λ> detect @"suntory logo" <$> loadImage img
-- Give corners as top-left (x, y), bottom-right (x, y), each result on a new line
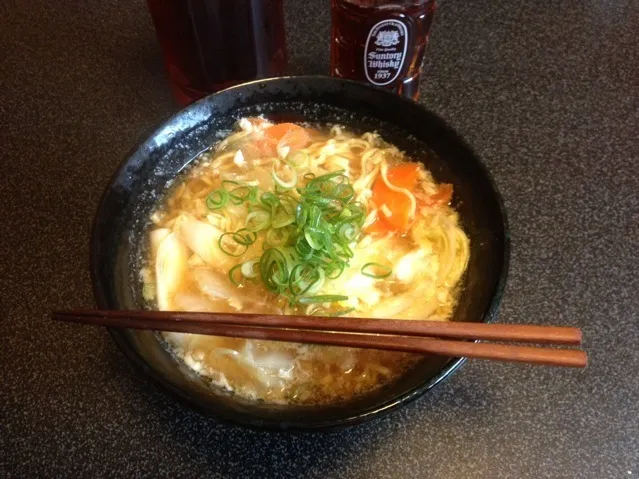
top-left (374, 30), bottom-right (400, 47)
top-left (364, 19), bottom-right (408, 86)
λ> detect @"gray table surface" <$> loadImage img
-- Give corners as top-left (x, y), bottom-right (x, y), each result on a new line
top-left (1, 0), bottom-right (637, 477)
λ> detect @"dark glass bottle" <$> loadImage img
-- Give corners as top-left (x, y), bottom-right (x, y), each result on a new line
top-left (331, 0), bottom-right (436, 100)
top-left (147, 0), bottom-right (288, 105)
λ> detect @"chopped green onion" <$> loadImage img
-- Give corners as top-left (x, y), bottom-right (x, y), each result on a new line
top-left (218, 232), bottom-right (249, 257)
top-left (361, 262), bottom-right (392, 279)
top-left (337, 223), bottom-right (358, 243)
top-left (307, 169), bottom-right (346, 186)
top-left (289, 264), bottom-right (325, 297)
top-left (297, 295), bottom-right (349, 304)
top-left (272, 163), bottom-right (298, 189)
top-left (277, 194), bottom-right (298, 215)
top-left (271, 213), bottom-right (295, 229)
top-left (325, 262), bottom-right (346, 279)
top-left (306, 269), bottom-right (326, 295)
top-left (245, 210), bottom-right (271, 232)
top-left (259, 248), bottom-right (290, 292)
top-left (229, 263), bottom-right (244, 286)
top-left (211, 159), bottom-right (367, 304)
top-left (304, 229), bottom-right (324, 250)
top-left (295, 203), bottom-right (308, 226)
top-left (229, 185), bottom-right (257, 204)
top-left (222, 180), bottom-right (241, 188)
top-left (338, 243), bottom-right (354, 258)
top-left (287, 151), bottom-right (309, 168)
top-left (260, 192), bottom-right (279, 207)
top-left (240, 259), bottom-right (259, 279)
top-left (294, 235), bottom-right (313, 259)
top-left (334, 184), bottom-right (355, 202)
top-left (206, 189), bottom-right (229, 210)
top-left (232, 229), bottom-right (257, 246)
top-left (266, 227), bottom-right (290, 246)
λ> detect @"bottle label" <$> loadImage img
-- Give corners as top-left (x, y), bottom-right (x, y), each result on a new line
top-left (364, 19), bottom-right (408, 86)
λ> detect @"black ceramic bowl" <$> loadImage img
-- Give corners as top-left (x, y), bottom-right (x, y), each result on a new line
top-left (91, 76), bottom-right (509, 430)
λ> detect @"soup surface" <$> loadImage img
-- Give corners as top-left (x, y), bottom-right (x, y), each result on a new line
top-left (142, 119), bottom-right (470, 404)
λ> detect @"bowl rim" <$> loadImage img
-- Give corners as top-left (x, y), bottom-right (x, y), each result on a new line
top-left (90, 75), bottom-right (510, 431)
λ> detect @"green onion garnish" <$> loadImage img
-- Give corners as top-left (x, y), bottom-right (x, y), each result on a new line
top-left (259, 248), bottom-right (290, 292)
top-left (271, 213), bottom-right (295, 229)
top-left (265, 227), bottom-right (290, 246)
top-left (240, 259), bottom-right (259, 279)
top-left (206, 189), bottom-right (229, 210)
top-left (287, 151), bottom-right (309, 168)
top-left (232, 229), bottom-right (257, 246)
top-left (229, 185), bottom-right (257, 204)
top-left (218, 232), bottom-right (249, 257)
top-left (228, 263), bottom-right (244, 286)
top-left (272, 163), bottom-right (298, 189)
top-left (245, 210), bottom-right (271, 232)
top-left (361, 262), bottom-right (392, 279)
top-left (297, 295), bottom-right (349, 304)
top-left (208, 161), bottom-right (373, 305)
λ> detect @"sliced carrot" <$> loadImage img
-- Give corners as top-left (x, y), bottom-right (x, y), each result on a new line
top-left (240, 141), bottom-right (269, 160)
top-left (431, 183), bottom-right (453, 205)
top-left (263, 123), bottom-right (299, 141)
top-left (249, 137), bottom-right (276, 157)
top-left (264, 123), bottom-right (311, 151)
top-left (385, 163), bottom-right (421, 190)
top-left (418, 183), bottom-right (454, 207)
top-left (374, 190), bottom-right (413, 232)
top-left (279, 128), bottom-right (311, 151)
top-left (364, 216), bottom-right (393, 235)
top-left (246, 123), bottom-right (311, 158)
top-left (367, 163), bottom-right (421, 234)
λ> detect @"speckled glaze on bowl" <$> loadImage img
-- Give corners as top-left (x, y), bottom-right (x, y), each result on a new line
top-left (90, 76), bottom-right (509, 431)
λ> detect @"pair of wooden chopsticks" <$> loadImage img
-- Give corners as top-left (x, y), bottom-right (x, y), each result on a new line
top-left (52, 310), bottom-right (587, 367)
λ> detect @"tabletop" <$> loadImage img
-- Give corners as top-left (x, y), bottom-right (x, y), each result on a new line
top-left (1, 0), bottom-right (638, 477)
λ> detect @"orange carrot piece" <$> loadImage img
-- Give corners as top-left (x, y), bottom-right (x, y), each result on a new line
top-left (260, 123), bottom-right (311, 152)
top-left (385, 163), bottom-right (421, 189)
top-left (263, 123), bottom-right (299, 141)
top-left (432, 183), bottom-right (453, 205)
top-left (368, 163), bottom-right (422, 234)
top-left (364, 216), bottom-right (393, 235)
top-left (376, 191), bottom-right (413, 231)
top-left (418, 183), bottom-right (453, 207)
top-left (279, 128), bottom-right (311, 151)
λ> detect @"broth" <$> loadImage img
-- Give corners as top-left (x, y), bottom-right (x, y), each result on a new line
top-left (142, 119), bottom-right (469, 404)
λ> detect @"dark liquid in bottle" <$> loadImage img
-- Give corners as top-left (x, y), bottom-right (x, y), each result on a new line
top-left (147, 0), bottom-right (287, 105)
top-left (331, 0), bottom-right (436, 100)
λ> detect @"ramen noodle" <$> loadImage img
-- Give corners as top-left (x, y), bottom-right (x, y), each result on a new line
top-left (141, 119), bottom-right (470, 404)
